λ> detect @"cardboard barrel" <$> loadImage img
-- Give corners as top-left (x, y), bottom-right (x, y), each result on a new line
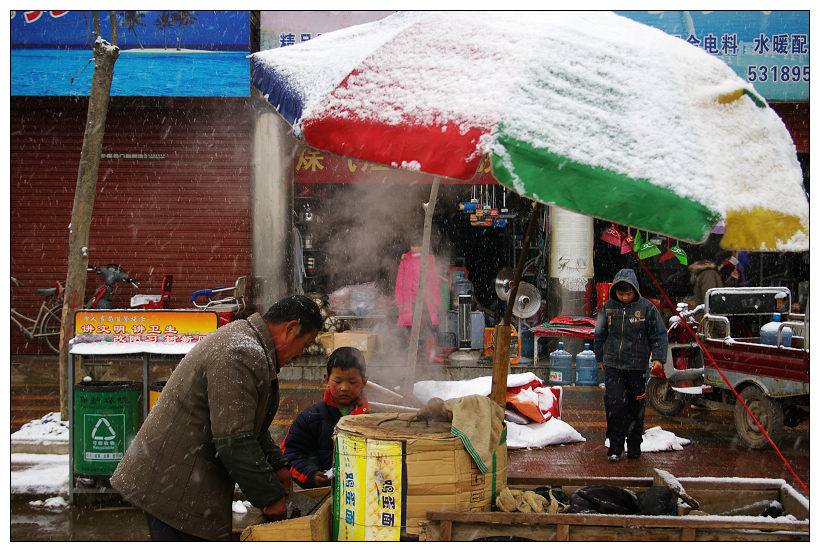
top-left (73, 381), bottom-right (141, 476)
top-left (332, 413), bottom-right (507, 540)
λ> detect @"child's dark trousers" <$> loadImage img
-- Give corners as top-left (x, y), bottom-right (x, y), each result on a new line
top-left (604, 367), bottom-right (647, 453)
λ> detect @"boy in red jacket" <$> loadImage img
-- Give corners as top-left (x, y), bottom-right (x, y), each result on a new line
top-left (282, 347), bottom-right (370, 488)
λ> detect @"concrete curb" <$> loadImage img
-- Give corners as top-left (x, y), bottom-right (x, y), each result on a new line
top-left (11, 441), bottom-right (69, 454)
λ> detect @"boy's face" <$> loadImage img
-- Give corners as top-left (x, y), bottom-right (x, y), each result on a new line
top-left (615, 288), bottom-right (635, 305)
top-left (324, 366), bottom-right (366, 407)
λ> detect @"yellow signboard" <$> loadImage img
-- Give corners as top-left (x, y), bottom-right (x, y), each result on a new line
top-left (334, 433), bottom-right (403, 541)
top-left (74, 309), bottom-right (219, 344)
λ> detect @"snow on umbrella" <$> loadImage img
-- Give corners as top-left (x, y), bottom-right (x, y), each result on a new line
top-left (251, 11), bottom-right (808, 252)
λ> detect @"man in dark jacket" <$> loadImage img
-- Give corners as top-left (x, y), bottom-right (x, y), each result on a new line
top-left (594, 269), bottom-right (667, 462)
top-left (111, 295), bottom-right (322, 541)
top-left (282, 346), bottom-right (370, 488)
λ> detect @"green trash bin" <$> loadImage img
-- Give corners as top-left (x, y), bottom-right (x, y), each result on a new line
top-left (73, 381), bottom-right (142, 476)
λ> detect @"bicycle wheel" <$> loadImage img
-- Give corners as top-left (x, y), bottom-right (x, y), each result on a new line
top-left (41, 306), bottom-right (63, 354)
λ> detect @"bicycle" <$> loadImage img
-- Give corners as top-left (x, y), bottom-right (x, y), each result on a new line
top-left (10, 276), bottom-right (64, 353)
top-left (11, 264), bottom-right (140, 353)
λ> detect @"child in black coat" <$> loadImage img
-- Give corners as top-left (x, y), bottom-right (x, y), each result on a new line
top-left (282, 347), bottom-right (370, 488)
top-left (594, 268), bottom-right (668, 462)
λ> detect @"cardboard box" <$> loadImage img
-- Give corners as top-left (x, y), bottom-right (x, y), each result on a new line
top-left (333, 413), bottom-right (508, 539)
top-left (319, 330), bottom-right (379, 361)
top-left (240, 487), bottom-right (332, 541)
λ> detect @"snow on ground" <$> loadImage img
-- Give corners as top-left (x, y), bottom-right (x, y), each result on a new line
top-left (11, 453), bottom-right (69, 497)
top-left (28, 496), bottom-right (69, 509)
top-left (11, 412), bottom-right (68, 445)
top-left (605, 425), bottom-right (691, 452)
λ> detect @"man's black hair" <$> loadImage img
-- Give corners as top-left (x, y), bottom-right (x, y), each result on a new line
top-left (262, 295), bottom-right (322, 336)
top-left (326, 346), bottom-right (367, 378)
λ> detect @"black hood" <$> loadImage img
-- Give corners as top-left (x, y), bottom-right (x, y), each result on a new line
top-left (610, 268), bottom-right (641, 300)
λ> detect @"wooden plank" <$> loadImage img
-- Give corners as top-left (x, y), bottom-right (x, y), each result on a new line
top-left (417, 520), bottom-right (440, 541)
top-left (433, 520), bottom-right (807, 542)
top-left (688, 489), bottom-right (778, 514)
top-left (556, 524), bottom-right (569, 541)
top-left (508, 475), bottom-right (652, 489)
top-left (426, 511), bottom-right (809, 533)
top-left (424, 518), bottom-right (808, 542)
top-left (779, 483), bottom-right (810, 520)
top-left (681, 527), bottom-right (696, 541)
top-left (440, 520), bottom-right (452, 542)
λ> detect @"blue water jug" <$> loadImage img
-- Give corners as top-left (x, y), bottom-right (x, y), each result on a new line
top-left (575, 343), bottom-right (598, 386)
top-left (549, 342), bottom-right (573, 385)
top-left (760, 312), bottom-right (792, 347)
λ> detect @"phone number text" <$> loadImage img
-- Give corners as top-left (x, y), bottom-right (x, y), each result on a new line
top-left (746, 65), bottom-right (809, 83)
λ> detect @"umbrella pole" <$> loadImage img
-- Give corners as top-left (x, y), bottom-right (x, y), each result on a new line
top-left (402, 176), bottom-right (440, 398)
top-left (491, 202), bottom-right (542, 406)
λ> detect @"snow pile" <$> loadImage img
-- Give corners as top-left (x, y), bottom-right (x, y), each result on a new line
top-left (68, 340), bottom-right (196, 356)
top-left (11, 453), bottom-right (69, 496)
top-left (605, 426), bottom-right (691, 452)
top-left (413, 372), bottom-right (543, 402)
top-left (11, 412), bottom-right (69, 445)
top-left (232, 500), bottom-right (252, 514)
top-left (506, 418), bottom-right (586, 449)
top-left (29, 496), bottom-right (69, 509)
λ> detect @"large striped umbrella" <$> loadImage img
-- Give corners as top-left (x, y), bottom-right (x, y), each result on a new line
top-left (251, 10), bottom-right (808, 252)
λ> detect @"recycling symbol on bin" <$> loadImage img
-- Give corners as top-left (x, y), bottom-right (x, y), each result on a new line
top-left (91, 417), bottom-right (117, 441)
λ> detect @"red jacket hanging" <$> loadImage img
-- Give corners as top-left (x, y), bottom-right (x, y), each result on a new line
top-left (395, 250), bottom-right (440, 326)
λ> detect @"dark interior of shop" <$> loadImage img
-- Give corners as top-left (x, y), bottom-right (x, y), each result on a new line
top-left (294, 175), bottom-right (809, 340)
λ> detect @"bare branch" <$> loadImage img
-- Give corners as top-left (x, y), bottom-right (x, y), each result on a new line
top-left (110, 11), bottom-right (117, 45)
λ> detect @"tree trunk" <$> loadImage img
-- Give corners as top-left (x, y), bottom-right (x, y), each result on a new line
top-left (490, 202), bottom-right (542, 406)
top-left (58, 22), bottom-right (119, 420)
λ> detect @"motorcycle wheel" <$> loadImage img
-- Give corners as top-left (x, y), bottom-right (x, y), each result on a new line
top-left (646, 377), bottom-right (685, 416)
top-left (734, 386), bottom-right (784, 449)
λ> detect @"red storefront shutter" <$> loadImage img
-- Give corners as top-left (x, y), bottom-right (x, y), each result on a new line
top-left (10, 97), bottom-right (253, 354)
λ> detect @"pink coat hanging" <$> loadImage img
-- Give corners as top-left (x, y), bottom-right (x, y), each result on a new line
top-left (395, 251), bottom-right (440, 326)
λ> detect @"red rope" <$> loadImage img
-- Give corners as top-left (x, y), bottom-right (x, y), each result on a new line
top-left (631, 252), bottom-right (809, 496)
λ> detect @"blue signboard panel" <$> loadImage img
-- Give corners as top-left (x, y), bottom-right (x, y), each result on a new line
top-left (618, 10), bottom-right (809, 101)
top-left (10, 10), bottom-right (250, 97)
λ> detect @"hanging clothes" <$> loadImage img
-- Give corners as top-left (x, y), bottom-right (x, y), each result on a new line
top-left (394, 249), bottom-right (440, 327)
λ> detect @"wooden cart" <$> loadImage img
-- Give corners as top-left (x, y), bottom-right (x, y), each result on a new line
top-left (419, 474), bottom-right (809, 542)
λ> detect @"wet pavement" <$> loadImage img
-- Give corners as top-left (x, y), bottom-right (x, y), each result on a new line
top-left (10, 354), bottom-right (810, 541)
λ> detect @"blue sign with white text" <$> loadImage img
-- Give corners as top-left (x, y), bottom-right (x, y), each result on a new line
top-left (618, 10), bottom-right (809, 101)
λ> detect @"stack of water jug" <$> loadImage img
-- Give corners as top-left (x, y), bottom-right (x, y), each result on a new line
top-left (549, 342), bottom-right (598, 386)
top-left (760, 312), bottom-right (792, 347)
